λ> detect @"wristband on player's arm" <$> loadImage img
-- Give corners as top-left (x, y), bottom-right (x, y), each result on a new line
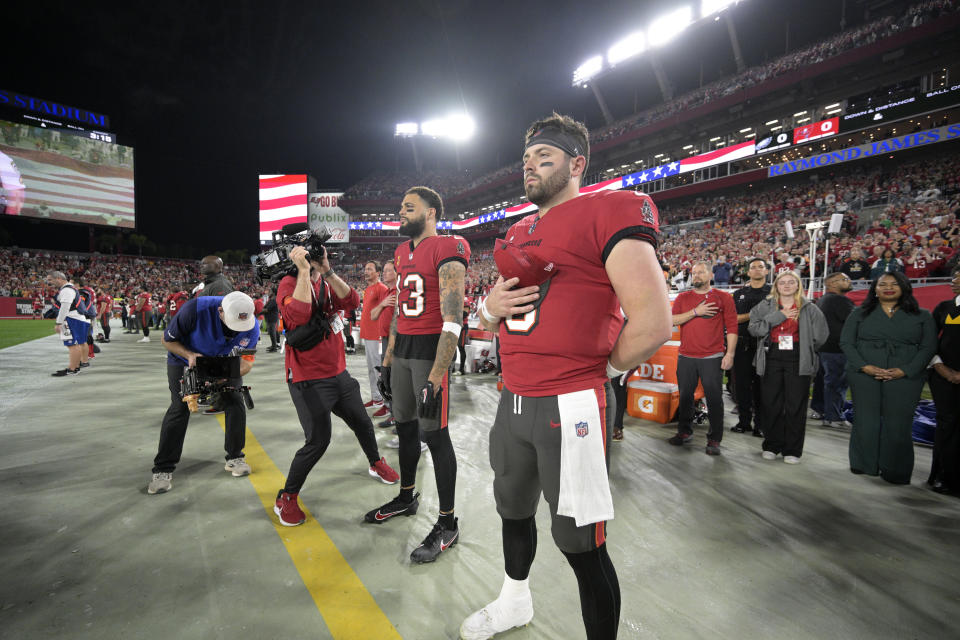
top-left (442, 322), bottom-right (462, 338)
top-left (606, 360), bottom-right (628, 379)
top-left (479, 299), bottom-right (498, 324)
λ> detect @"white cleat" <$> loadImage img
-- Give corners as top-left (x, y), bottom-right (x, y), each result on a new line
top-left (460, 594), bottom-right (534, 640)
top-left (138, 336), bottom-right (151, 343)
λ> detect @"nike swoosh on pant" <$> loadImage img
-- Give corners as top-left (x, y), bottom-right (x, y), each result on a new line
top-left (550, 421), bottom-right (561, 428)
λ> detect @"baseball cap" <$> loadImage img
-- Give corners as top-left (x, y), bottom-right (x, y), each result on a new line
top-left (494, 238), bottom-right (556, 288)
top-left (494, 239), bottom-right (557, 309)
top-left (220, 291), bottom-right (256, 332)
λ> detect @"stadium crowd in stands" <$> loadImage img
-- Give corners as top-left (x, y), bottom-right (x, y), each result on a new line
top-left (590, 0), bottom-right (957, 145)
top-left (658, 150), bottom-right (960, 287)
top-left (341, 0), bottom-right (959, 204)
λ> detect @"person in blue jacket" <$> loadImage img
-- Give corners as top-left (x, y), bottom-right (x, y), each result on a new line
top-left (147, 291), bottom-right (260, 494)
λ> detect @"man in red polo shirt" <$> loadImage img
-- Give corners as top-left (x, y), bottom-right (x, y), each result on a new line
top-left (359, 261), bottom-right (391, 417)
top-left (272, 246), bottom-right (398, 527)
top-left (375, 260), bottom-right (398, 429)
top-left (669, 261), bottom-right (738, 455)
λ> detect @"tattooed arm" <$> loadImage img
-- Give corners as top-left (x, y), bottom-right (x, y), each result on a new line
top-left (382, 311), bottom-right (398, 367)
top-left (428, 260), bottom-right (467, 389)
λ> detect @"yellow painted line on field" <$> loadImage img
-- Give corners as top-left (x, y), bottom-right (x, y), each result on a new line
top-left (218, 416), bottom-right (402, 639)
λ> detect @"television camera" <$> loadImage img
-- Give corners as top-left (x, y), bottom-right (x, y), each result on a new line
top-left (252, 222), bottom-right (336, 284)
top-left (180, 351), bottom-right (254, 413)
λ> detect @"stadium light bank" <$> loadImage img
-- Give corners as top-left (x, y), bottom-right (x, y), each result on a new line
top-left (570, 0), bottom-right (743, 87)
top-left (394, 113), bottom-right (476, 141)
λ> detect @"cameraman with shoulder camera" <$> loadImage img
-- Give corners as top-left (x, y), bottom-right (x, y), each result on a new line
top-left (272, 245), bottom-right (398, 527)
top-left (147, 291), bottom-right (260, 495)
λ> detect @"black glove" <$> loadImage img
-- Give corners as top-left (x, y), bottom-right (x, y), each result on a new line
top-left (417, 380), bottom-right (442, 420)
top-left (375, 365), bottom-right (392, 403)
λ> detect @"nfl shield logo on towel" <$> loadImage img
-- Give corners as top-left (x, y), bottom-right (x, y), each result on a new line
top-left (575, 421), bottom-right (589, 438)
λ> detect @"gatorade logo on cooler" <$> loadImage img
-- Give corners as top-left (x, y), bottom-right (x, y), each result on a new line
top-left (639, 396), bottom-right (655, 413)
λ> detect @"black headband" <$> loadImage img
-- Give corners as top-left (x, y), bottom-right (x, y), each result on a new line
top-left (524, 126), bottom-right (585, 158)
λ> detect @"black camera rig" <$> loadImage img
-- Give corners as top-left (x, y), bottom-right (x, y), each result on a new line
top-left (252, 222), bottom-right (333, 284)
top-left (179, 352), bottom-right (254, 412)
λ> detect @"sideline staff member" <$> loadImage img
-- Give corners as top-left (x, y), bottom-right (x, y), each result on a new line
top-left (147, 291), bottom-right (260, 495)
top-left (46, 270), bottom-right (92, 376)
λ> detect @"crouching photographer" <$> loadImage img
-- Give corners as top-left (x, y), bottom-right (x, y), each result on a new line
top-left (272, 245), bottom-right (398, 527)
top-left (147, 291), bottom-right (260, 495)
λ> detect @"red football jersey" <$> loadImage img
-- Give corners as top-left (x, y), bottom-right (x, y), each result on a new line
top-left (393, 235), bottom-right (471, 335)
top-left (498, 190), bottom-right (659, 397)
top-left (137, 292), bottom-right (153, 312)
top-left (167, 291), bottom-right (189, 315)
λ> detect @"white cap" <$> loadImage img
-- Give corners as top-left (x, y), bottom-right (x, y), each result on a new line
top-left (220, 291), bottom-right (256, 332)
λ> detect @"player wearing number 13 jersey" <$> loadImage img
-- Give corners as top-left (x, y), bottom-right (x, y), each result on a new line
top-left (365, 185), bottom-right (470, 565)
top-left (460, 114), bottom-right (672, 640)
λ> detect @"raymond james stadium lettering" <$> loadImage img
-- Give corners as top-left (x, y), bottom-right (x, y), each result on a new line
top-left (0, 90), bottom-right (109, 128)
top-left (768, 125), bottom-right (960, 177)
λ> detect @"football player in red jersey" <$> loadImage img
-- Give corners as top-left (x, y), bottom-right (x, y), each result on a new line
top-left (460, 114), bottom-right (672, 640)
top-left (364, 185), bottom-right (470, 565)
top-left (136, 288), bottom-right (153, 343)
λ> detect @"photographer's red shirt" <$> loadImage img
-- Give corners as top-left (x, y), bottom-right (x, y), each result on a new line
top-left (278, 274), bottom-right (360, 383)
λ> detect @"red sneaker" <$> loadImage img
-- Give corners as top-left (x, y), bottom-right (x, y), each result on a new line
top-left (368, 457), bottom-right (399, 484)
top-left (274, 491), bottom-right (305, 526)
top-left (372, 406), bottom-right (390, 418)
top-left (364, 399), bottom-right (383, 409)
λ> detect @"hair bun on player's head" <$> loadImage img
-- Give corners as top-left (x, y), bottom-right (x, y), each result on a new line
top-left (494, 239), bottom-right (557, 289)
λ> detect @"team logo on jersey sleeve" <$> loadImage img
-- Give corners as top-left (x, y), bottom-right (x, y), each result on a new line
top-left (640, 198), bottom-right (656, 226)
top-left (575, 421), bottom-right (589, 438)
top-left (457, 241), bottom-right (465, 255)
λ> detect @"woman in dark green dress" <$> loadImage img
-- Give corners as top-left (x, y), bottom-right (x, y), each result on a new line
top-left (840, 272), bottom-right (937, 484)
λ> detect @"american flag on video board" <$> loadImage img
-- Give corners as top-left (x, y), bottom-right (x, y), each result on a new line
top-left (258, 174), bottom-right (308, 242)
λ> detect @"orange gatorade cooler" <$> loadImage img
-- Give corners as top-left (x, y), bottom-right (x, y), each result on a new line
top-left (627, 380), bottom-right (679, 423)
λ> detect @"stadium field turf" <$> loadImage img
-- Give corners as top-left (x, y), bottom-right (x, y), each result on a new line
top-left (0, 319), bottom-right (56, 350)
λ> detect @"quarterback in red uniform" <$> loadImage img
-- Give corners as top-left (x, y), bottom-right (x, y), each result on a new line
top-left (460, 114), bottom-right (671, 640)
top-left (366, 185), bottom-right (470, 565)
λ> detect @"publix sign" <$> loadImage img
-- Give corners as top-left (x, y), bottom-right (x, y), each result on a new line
top-left (308, 192), bottom-right (349, 243)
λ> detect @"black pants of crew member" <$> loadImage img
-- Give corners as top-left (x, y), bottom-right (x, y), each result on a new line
top-left (929, 370), bottom-right (960, 491)
top-left (283, 371), bottom-right (381, 494)
top-left (733, 340), bottom-right (762, 431)
top-left (266, 319), bottom-right (279, 349)
top-left (677, 355), bottom-right (724, 442)
top-left (100, 314), bottom-right (111, 340)
top-left (610, 375), bottom-right (627, 430)
top-left (760, 347), bottom-right (809, 457)
top-left (153, 364), bottom-right (246, 473)
top-left (380, 337), bottom-right (392, 412)
top-left (457, 323), bottom-right (468, 373)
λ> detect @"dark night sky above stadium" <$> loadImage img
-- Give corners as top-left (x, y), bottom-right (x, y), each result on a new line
top-left (6, 0), bottom-right (865, 254)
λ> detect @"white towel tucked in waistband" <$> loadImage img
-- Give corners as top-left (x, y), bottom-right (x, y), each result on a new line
top-left (556, 388), bottom-right (614, 527)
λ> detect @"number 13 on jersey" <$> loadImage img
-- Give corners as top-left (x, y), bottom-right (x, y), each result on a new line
top-left (400, 273), bottom-right (425, 317)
